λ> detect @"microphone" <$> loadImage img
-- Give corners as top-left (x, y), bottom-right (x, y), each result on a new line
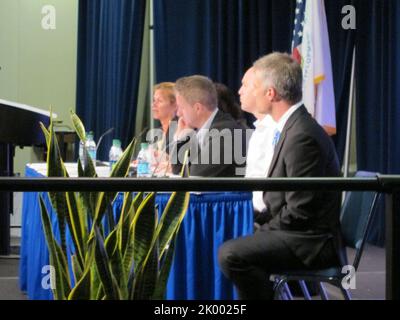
top-left (96, 127), bottom-right (115, 151)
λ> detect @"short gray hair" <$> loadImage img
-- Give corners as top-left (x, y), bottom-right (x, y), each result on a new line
top-left (253, 52), bottom-right (302, 104)
top-left (174, 75), bottom-right (217, 111)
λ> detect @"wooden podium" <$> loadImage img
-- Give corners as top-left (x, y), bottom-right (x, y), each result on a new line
top-left (0, 99), bottom-right (53, 255)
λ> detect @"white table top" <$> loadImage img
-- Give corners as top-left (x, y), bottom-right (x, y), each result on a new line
top-left (27, 162), bottom-right (111, 177)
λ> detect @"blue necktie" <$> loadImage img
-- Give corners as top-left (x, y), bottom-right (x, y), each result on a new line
top-left (272, 129), bottom-right (281, 147)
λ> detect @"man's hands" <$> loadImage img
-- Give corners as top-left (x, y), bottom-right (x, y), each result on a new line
top-left (174, 117), bottom-right (192, 141)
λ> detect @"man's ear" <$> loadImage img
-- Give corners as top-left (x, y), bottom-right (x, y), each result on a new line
top-left (266, 87), bottom-right (278, 102)
top-left (194, 102), bottom-right (203, 114)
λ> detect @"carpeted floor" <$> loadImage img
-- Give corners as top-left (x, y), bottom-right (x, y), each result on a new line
top-left (0, 257), bottom-right (27, 300)
top-left (0, 243), bottom-right (385, 300)
top-left (324, 245), bottom-right (385, 300)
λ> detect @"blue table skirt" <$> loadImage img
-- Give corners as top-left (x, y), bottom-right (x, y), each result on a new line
top-left (19, 165), bottom-right (254, 300)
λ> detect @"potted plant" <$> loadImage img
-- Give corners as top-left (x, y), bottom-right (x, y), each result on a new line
top-left (38, 111), bottom-right (190, 299)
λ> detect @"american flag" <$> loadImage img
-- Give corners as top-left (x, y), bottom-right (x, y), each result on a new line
top-left (292, 0), bottom-right (306, 64)
top-left (291, 0), bottom-right (337, 135)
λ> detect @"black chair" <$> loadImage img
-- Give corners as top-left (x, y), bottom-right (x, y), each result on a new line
top-left (271, 171), bottom-right (381, 300)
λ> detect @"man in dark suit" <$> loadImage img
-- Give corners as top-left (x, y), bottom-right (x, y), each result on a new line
top-left (170, 75), bottom-right (248, 177)
top-left (218, 53), bottom-right (343, 299)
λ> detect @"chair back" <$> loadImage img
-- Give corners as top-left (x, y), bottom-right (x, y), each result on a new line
top-left (340, 171), bottom-right (380, 270)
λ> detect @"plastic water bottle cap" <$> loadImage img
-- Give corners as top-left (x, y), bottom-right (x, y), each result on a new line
top-left (113, 139), bottom-right (121, 147)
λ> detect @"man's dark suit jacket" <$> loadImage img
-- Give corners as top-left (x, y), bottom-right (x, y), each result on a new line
top-left (171, 110), bottom-right (248, 177)
top-left (262, 105), bottom-right (342, 267)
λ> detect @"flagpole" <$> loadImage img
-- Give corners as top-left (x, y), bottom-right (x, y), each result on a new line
top-left (343, 47), bottom-right (356, 178)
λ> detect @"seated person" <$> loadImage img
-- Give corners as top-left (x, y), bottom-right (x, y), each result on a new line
top-left (170, 75), bottom-right (248, 177)
top-left (238, 67), bottom-right (275, 225)
top-left (149, 82), bottom-right (178, 175)
top-left (215, 82), bottom-right (247, 127)
top-left (218, 52), bottom-right (343, 299)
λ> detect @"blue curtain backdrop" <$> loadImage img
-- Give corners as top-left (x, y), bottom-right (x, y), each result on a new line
top-left (325, 0), bottom-right (356, 165)
top-left (354, 0), bottom-right (400, 246)
top-left (356, 1), bottom-right (400, 175)
top-left (76, 0), bottom-right (146, 160)
top-left (154, 0), bottom-right (295, 102)
top-left (154, 0), bottom-right (356, 164)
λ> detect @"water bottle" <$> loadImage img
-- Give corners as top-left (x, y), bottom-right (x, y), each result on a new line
top-left (109, 139), bottom-right (123, 172)
top-left (78, 139), bottom-right (85, 167)
top-left (137, 142), bottom-right (151, 177)
top-left (78, 131), bottom-right (89, 167)
top-left (86, 132), bottom-right (97, 166)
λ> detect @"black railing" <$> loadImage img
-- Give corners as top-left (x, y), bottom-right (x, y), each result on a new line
top-left (0, 176), bottom-right (399, 300)
top-left (0, 176), bottom-right (383, 192)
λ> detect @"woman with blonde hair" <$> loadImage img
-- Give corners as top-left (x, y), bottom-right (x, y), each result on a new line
top-left (150, 82), bottom-right (178, 175)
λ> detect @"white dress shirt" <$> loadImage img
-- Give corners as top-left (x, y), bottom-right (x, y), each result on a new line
top-left (246, 102), bottom-right (303, 212)
top-left (245, 114), bottom-right (275, 212)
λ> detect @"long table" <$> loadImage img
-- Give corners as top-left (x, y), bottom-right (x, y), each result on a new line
top-left (19, 163), bottom-right (254, 300)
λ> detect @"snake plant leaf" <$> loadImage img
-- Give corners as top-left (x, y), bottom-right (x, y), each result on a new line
top-left (77, 158), bottom-right (84, 177)
top-left (66, 192), bottom-right (87, 268)
top-left (131, 243), bottom-right (158, 300)
top-left (68, 261), bottom-right (91, 300)
top-left (152, 230), bottom-right (178, 299)
top-left (54, 240), bottom-right (71, 286)
top-left (117, 192), bottom-right (134, 254)
top-left (125, 193), bottom-right (157, 299)
top-left (70, 110), bottom-right (86, 143)
top-left (151, 152), bottom-right (190, 261)
top-left (90, 264), bottom-right (101, 300)
top-left (156, 191), bottom-right (190, 258)
top-left (82, 146), bottom-right (97, 177)
top-left (121, 192), bottom-right (145, 276)
top-left (46, 118), bottom-right (69, 256)
top-left (71, 254), bottom-right (83, 285)
top-left (77, 158), bottom-right (96, 221)
top-left (106, 205), bottom-right (116, 231)
top-left (109, 139), bottom-right (136, 178)
top-left (67, 265), bottom-right (91, 300)
top-left (131, 192), bottom-right (156, 272)
top-left (94, 226), bottom-right (120, 300)
top-left (39, 196), bottom-right (71, 300)
top-left (39, 122), bottom-right (50, 146)
top-left (70, 110), bottom-right (97, 178)
top-left (95, 284), bottom-right (104, 300)
top-left (126, 261), bottom-right (136, 298)
top-left (118, 192), bottom-right (143, 257)
top-left (75, 129), bottom-right (98, 217)
top-left (104, 229), bottom-right (118, 260)
top-left (105, 229), bottom-right (128, 299)
top-left (76, 144), bottom-right (99, 233)
top-left (133, 191), bottom-right (189, 299)
top-left (91, 138), bottom-right (136, 232)
top-left (68, 240), bottom-right (95, 300)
